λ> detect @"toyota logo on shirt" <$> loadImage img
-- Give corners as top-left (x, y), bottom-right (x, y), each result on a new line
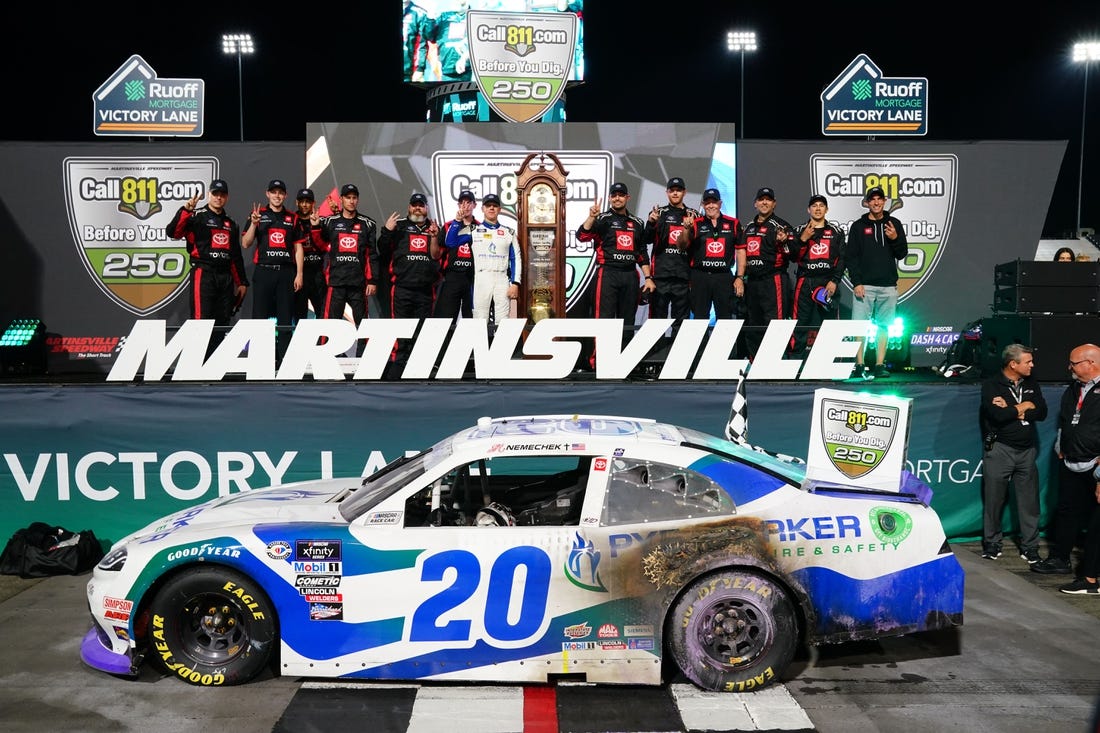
top-left (338, 234), bottom-right (357, 252)
top-left (269, 230), bottom-right (286, 247)
top-left (707, 239), bottom-right (726, 256)
top-left (809, 241), bottom-right (829, 258)
top-left (211, 230), bottom-right (230, 249)
top-left (615, 232), bottom-right (634, 250)
top-left (410, 234), bottom-right (428, 252)
top-left (746, 237), bottom-right (761, 255)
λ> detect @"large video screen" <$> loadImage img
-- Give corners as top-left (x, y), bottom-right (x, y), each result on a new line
top-left (403, 1), bottom-right (584, 84)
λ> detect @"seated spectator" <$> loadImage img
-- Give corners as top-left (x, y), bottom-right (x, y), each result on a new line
top-left (1053, 247), bottom-right (1075, 262)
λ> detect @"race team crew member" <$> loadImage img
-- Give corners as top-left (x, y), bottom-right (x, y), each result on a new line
top-left (741, 186), bottom-right (795, 357)
top-left (643, 177), bottom-right (697, 321)
top-left (379, 192), bottom-right (441, 370)
top-left (679, 187), bottom-right (742, 321)
top-left (789, 194), bottom-right (845, 358)
top-left (433, 190), bottom-right (477, 319)
top-left (242, 179), bottom-right (304, 366)
top-left (293, 188), bottom-right (327, 321)
top-left (443, 192), bottom-right (521, 323)
top-left (576, 182), bottom-right (653, 369)
top-left (314, 183), bottom-right (379, 327)
top-left (166, 178), bottom-right (248, 355)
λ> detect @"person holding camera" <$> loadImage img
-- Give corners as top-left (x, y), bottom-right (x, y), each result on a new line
top-left (979, 344), bottom-right (1047, 563)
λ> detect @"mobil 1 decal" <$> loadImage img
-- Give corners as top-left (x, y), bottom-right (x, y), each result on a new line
top-left (809, 154), bottom-right (957, 300)
top-left (432, 150), bottom-right (612, 308)
top-left (63, 157), bottom-right (218, 315)
top-left (819, 395), bottom-right (898, 479)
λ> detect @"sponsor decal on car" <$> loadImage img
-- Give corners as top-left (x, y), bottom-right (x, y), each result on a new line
top-left (368, 511), bottom-right (402, 525)
top-left (266, 541), bottom-right (292, 560)
top-left (624, 625), bottom-right (653, 637)
top-left (296, 540), bottom-right (341, 561)
top-left (563, 622), bottom-right (591, 639)
top-left (309, 603), bottom-right (344, 621)
top-left (292, 561), bottom-right (342, 575)
top-left (566, 532), bottom-right (606, 592)
top-left (597, 623), bottom-right (619, 638)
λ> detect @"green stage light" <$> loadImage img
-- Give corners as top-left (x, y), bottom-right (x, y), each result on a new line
top-left (0, 319), bottom-right (47, 376)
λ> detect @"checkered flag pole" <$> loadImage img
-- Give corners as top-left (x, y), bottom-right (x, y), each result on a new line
top-left (725, 368), bottom-right (749, 445)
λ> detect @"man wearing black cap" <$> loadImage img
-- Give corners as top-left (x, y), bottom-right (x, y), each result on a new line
top-left (845, 186), bottom-right (908, 380)
top-left (576, 182), bottom-right (654, 369)
top-left (379, 192), bottom-right (441, 370)
top-left (166, 178), bottom-right (249, 357)
top-left (434, 190), bottom-right (477, 320)
top-left (678, 188), bottom-right (742, 323)
top-left (741, 187), bottom-right (795, 359)
top-left (643, 177), bottom-right (698, 321)
top-left (789, 194), bottom-right (845, 360)
top-left (242, 179), bottom-right (304, 367)
top-left (314, 183), bottom-right (380, 346)
top-left (293, 189), bottom-right (327, 323)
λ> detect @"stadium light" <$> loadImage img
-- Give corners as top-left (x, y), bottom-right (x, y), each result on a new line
top-left (1073, 42), bottom-right (1100, 235)
top-left (222, 33), bottom-right (255, 142)
top-left (726, 31), bottom-right (757, 139)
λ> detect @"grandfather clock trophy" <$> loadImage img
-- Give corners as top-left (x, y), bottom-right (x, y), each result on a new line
top-left (515, 152), bottom-right (568, 323)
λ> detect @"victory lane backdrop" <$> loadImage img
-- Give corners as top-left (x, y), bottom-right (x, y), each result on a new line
top-left (0, 382), bottom-right (1060, 549)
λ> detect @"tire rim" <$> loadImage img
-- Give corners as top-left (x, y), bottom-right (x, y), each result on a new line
top-left (178, 593), bottom-right (250, 665)
top-left (695, 595), bottom-right (773, 668)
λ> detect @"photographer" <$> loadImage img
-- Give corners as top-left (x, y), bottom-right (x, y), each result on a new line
top-left (979, 344), bottom-right (1047, 563)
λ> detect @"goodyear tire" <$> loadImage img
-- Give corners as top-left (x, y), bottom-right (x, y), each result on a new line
top-left (147, 566), bottom-right (276, 686)
top-left (667, 570), bottom-right (798, 692)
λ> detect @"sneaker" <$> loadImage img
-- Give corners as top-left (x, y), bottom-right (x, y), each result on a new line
top-left (1059, 578), bottom-right (1100, 595)
top-left (1021, 548), bottom-right (1041, 564)
top-left (872, 364), bottom-right (890, 379)
top-left (1031, 557), bottom-right (1073, 574)
top-left (980, 546), bottom-right (1002, 560)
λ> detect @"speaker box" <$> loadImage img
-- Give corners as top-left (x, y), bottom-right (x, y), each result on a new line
top-left (994, 259), bottom-right (1100, 288)
top-left (979, 314), bottom-right (1098, 381)
top-left (993, 286), bottom-right (1098, 314)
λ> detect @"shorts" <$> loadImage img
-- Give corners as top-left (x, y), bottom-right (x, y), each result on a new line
top-left (852, 284), bottom-right (897, 325)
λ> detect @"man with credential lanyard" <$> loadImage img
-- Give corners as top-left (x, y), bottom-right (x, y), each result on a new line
top-left (1033, 344), bottom-right (1100, 584)
top-left (978, 344), bottom-right (1046, 563)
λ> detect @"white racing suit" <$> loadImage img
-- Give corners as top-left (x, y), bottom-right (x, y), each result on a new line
top-left (462, 221), bottom-right (521, 322)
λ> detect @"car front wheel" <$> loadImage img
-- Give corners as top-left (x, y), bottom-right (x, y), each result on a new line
top-left (147, 566), bottom-right (276, 686)
top-left (667, 570), bottom-right (798, 692)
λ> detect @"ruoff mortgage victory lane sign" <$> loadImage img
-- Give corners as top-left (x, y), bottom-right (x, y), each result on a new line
top-left (821, 54), bottom-right (927, 136)
top-left (467, 10), bottom-right (576, 123)
top-left (93, 55), bottom-right (205, 137)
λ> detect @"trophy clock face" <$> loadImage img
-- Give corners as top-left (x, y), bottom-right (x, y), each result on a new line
top-left (527, 183), bottom-right (557, 225)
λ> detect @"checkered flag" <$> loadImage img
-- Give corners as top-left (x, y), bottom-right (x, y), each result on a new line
top-left (725, 368), bottom-right (749, 445)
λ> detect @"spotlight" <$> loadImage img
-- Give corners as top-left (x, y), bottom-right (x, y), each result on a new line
top-left (0, 318), bottom-right (47, 376)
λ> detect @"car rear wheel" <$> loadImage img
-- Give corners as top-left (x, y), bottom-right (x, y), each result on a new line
top-left (667, 570), bottom-right (798, 692)
top-left (147, 566), bottom-right (276, 686)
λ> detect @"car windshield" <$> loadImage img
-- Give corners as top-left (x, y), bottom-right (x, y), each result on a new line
top-left (678, 427), bottom-right (806, 484)
top-left (339, 434), bottom-right (454, 520)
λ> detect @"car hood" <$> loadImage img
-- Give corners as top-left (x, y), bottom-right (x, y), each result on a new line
top-left (116, 477), bottom-right (362, 546)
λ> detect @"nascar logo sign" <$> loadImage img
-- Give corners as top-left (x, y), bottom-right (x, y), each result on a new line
top-left (467, 10), bottom-right (576, 123)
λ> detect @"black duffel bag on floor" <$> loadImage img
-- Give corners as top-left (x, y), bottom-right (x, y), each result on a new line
top-left (0, 521), bottom-right (105, 578)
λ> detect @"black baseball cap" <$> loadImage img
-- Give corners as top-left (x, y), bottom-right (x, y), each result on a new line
top-left (808, 194), bottom-right (828, 207)
top-left (409, 192), bottom-right (428, 205)
top-left (296, 188), bottom-right (315, 201)
top-left (702, 188), bottom-right (721, 202)
top-left (864, 186), bottom-right (885, 201)
top-left (209, 179), bottom-right (229, 194)
top-left (340, 183), bottom-right (359, 196)
top-left (482, 193), bottom-right (502, 206)
top-left (609, 182), bottom-right (629, 195)
top-left (267, 179), bottom-right (287, 192)
top-left (458, 189), bottom-right (476, 202)
top-left (755, 187), bottom-right (776, 200)
top-left (666, 177), bottom-right (686, 190)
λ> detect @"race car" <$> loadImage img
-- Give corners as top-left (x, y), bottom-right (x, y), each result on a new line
top-left (81, 414), bottom-right (963, 691)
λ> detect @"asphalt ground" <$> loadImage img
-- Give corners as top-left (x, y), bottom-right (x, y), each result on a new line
top-left (1, 540), bottom-right (1098, 733)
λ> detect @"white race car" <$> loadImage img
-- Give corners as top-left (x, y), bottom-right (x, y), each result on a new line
top-left (81, 414), bottom-right (963, 691)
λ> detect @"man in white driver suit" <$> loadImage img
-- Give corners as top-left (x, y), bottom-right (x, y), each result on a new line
top-left (443, 192), bottom-right (522, 323)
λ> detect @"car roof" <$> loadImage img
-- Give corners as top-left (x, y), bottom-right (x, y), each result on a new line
top-left (453, 415), bottom-right (686, 451)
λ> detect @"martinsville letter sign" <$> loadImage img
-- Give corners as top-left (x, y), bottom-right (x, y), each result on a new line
top-left (107, 318), bottom-right (870, 382)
